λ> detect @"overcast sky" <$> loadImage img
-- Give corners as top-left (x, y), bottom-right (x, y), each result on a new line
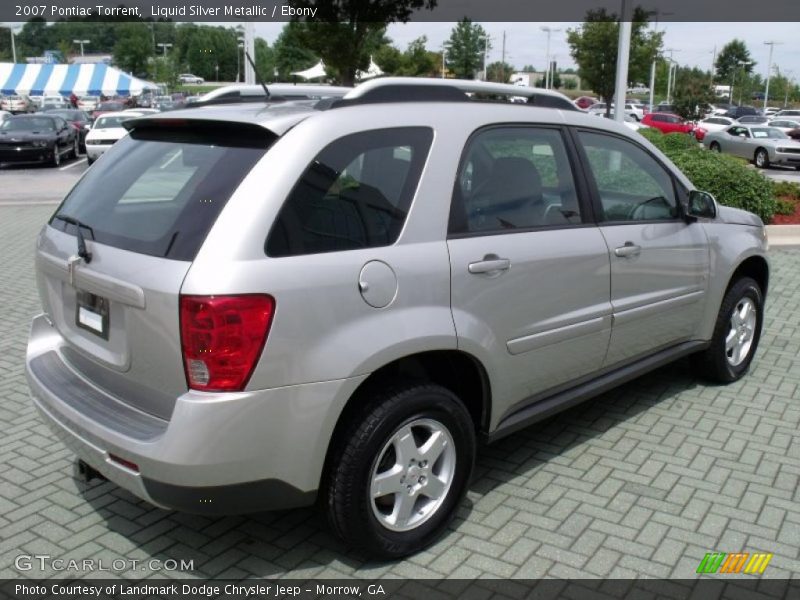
top-left (254, 21), bottom-right (800, 80)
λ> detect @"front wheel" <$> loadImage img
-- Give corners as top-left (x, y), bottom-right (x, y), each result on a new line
top-left (754, 148), bottom-right (770, 169)
top-left (696, 277), bottom-right (763, 383)
top-left (51, 145), bottom-right (61, 167)
top-left (325, 383), bottom-right (475, 558)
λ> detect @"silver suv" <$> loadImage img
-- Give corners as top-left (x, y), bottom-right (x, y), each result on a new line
top-left (26, 78), bottom-right (769, 558)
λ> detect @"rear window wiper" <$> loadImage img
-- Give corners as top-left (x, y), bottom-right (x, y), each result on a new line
top-left (53, 214), bottom-right (94, 264)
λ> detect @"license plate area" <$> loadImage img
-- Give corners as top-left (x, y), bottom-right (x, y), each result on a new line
top-left (75, 290), bottom-right (109, 340)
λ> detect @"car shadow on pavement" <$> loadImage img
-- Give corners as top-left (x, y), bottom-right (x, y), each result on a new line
top-left (72, 358), bottom-right (703, 578)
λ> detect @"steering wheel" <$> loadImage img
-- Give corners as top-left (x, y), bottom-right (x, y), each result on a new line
top-left (628, 196), bottom-right (672, 220)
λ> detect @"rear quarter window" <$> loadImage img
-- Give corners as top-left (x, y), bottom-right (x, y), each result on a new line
top-left (266, 127), bottom-right (433, 257)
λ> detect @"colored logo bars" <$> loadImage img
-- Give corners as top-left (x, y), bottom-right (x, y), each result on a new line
top-left (697, 552), bottom-right (773, 574)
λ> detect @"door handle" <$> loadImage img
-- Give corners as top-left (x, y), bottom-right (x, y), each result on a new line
top-left (614, 242), bottom-right (641, 258)
top-left (468, 256), bottom-right (511, 275)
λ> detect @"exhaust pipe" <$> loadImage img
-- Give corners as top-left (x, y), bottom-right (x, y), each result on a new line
top-left (76, 459), bottom-right (106, 483)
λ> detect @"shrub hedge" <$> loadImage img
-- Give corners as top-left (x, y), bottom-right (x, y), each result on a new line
top-left (637, 128), bottom-right (777, 223)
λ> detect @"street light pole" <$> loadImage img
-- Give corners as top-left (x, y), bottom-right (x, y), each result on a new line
top-left (156, 43), bottom-right (172, 57)
top-left (613, 0), bottom-right (633, 123)
top-left (10, 29), bottom-right (16, 64)
top-left (540, 26), bottom-right (561, 89)
top-left (763, 41), bottom-right (782, 110)
top-left (73, 39), bottom-right (90, 57)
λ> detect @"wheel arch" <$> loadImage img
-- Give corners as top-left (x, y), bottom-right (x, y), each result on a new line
top-left (728, 254), bottom-right (769, 299)
top-left (319, 349), bottom-right (492, 490)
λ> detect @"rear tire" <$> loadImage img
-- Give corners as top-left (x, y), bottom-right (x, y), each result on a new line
top-left (696, 277), bottom-right (763, 383)
top-left (325, 382), bottom-right (475, 559)
top-left (86, 155), bottom-right (95, 166)
top-left (710, 142), bottom-right (721, 152)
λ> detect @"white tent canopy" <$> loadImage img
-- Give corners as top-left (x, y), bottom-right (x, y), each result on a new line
top-left (0, 63), bottom-right (158, 97)
top-left (291, 61), bottom-right (327, 81)
top-left (356, 57), bottom-right (384, 82)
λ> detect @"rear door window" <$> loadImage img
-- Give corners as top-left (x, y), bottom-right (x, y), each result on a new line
top-left (50, 124), bottom-right (273, 261)
top-left (266, 127), bottom-right (433, 257)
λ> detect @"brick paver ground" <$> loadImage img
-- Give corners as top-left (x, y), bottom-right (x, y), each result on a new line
top-left (1, 204), bottom-right (799, 579)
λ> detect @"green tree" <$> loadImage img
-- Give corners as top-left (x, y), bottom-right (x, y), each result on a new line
top-left (486, 61), bottom-right (514, 83)
top-left (114, 23), bottom-right (153, 77)
top-left (672, 66), bottom-right (716, 120)
top-left (292, 0), bottom-right (436, 85)
top-left (273, 22), bottom-right (318, 81)
top-left (714, 39), bottom-right (754, 85)
top-left (374, 43), bottom-right (404, 75)
top-left (445, 18), bottom-right (488, 79)
top-left (254, 38), bottom-right (275, 81)
top-left (399, 36), bottom-right (436, 77)
top-left (567, 7), bottom-right (663, 115)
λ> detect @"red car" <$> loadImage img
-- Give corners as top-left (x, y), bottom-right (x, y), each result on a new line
top-left (574, 96), bottom-right (598, 110)
top-left (641, 112), bottom-right (694, 134)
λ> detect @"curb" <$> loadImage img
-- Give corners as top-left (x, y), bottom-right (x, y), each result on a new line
top-left (766, 225), bottom-right (800, 247)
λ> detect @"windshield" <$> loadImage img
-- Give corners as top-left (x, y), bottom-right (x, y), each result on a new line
top-left (751, 127), bottom-right (788, 139)
top-left (96, 103), bottom-right (125, 111)
top-left (46, 110), bottom-right (84, 120)
top-left (94, 116), bottom-right (130, 129)
top-left (0, 117), bottom-right (55, 131)
top-left (50, 125), bottom-right (275, 260)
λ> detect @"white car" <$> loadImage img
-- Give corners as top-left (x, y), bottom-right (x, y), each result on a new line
top-left (41, 95), bottom-right (68, 108)
top-left (84, 111), bottom-right (137, 165)
top-left (78, 96), bottom-right (100, 112)
top-left (768, 118), bottom-right (800, 134)
top-left (697, 116), bottom-right (735, 132)
top-left (589, 102), bottom-right (644, 121)
top-left (0, 110), bottom-right (11, 125)
top-left (179, 73), bottom-right (205, 84)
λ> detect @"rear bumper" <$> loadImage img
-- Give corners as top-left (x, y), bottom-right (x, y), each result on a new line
top-left (26, 314), bottom-right (367, 514)
top-left (85, 144), bottom-right (111, 160)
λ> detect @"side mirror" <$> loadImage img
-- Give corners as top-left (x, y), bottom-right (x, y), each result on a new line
top-left (682, 190), bottom-right (717, 221)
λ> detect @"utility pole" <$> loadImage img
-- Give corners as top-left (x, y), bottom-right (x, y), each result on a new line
top-left (441, 44), bottom-right (447, 79)
top-left (243, 22), bottom-right (255, 84)
top-left (647, 10), bottom-right (671, 114)
top-left (763, 40), bottom-right (782, 110)
top-left (483, 35), bottom-right (490, 81)
top-left (784, 70), bottom-right (794, 108)
top-left (156, 43), bottom-right (172, 58)
top-left (10, 29), bottom-right (16, 64)
top-left (664, 49), bottom-right (678, 104)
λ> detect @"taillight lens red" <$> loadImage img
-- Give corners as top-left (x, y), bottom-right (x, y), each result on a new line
top-left (180, 295), bottom-right (275, 392)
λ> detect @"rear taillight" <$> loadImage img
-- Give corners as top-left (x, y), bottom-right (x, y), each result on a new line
top-left (180, 295), bottom-right (275, 392)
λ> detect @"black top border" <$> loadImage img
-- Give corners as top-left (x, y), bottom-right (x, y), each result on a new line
top-left (1, 0), bottom-right (799, 23)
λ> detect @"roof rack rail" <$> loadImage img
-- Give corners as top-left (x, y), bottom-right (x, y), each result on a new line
top-left (327, 77), bottom-right (579, 112)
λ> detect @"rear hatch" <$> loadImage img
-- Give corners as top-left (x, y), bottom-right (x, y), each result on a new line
top-left (36, 119), bottom-right (276, 419)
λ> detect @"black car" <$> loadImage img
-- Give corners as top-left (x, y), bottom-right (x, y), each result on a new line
top-left (0, 115), bottom-right (79, 167)
top-left (44, 108), bottom-right (92, 153)
top-left (724, 105), bottom-right (759, 119)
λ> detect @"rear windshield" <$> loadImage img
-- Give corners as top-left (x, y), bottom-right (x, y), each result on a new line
top-left (50, 124), bottom-right (274, 261)
top-left (94, 116), bottom-right (131, 128)
top-left (1, 117), bottom-right (55, 131)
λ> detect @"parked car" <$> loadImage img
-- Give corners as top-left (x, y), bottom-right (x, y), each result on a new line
top-left (0, 114), bottom-right (79, 166)
top-left (179, 73), bottom-right (205, 84)
top-left (84, 111), bottom-right (136, 165)
top-left (1, 95), bottom-right (36, 114)
top-left (153, 96), bottom-right (175, 111)
top-left (764, 107), bottom-right (781, 117)
top-left (641, 112), bottom-right (694, 134)
top-left (574, 96), bottom-right (598, 110)
top-left (724, 106), bottom-right (759, 120)
top-left (655, 102), bottom-right (677, 114)
top-left (773, 109), bottom-right (800, 119)
top-left (703, 124), bottom-right (800, 169)
top-left (693, 116), bottom-right (735, 141)
top-left (768, 119), bottom-right (800, 134)
top-left (41, 95), bottom-right (68, 109)
top-left (43, 109), bottom-right (92, 153)
top-left (91, 101), bottom-right (127, 120)
top-left (736, 115), bottom-right (769, 125)
top-left (26, 78), bottom-right (769, 559)
top-left (78, 96), bottom-right (100, 112)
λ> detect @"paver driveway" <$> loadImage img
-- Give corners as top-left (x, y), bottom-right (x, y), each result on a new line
top-left (1, 204), bottom-right (798, 579)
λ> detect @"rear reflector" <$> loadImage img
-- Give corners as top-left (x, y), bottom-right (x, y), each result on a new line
top-left (180, 295), bottom-right (275, 392)
top-left (108, 453), bottom-right (139, 472)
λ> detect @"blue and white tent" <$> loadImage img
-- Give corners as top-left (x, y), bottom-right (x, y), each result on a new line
top-left (0, 63), bottom-right (158, 97)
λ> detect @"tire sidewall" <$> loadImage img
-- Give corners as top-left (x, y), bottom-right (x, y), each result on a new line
top-left (717, 278), bottom-right (764, 380)
top-left (334, 386), bottom-right (475, 557)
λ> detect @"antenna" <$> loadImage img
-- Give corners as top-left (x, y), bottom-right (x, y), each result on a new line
top-left (245, 51), bottom-right (270, 98)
